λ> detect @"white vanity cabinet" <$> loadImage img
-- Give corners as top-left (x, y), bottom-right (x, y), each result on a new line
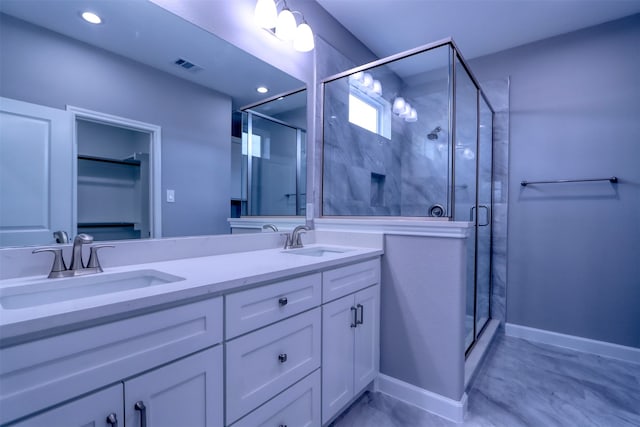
top-left (124, 346), bottom-right (223, 427)
top-left (12, 346), bottom-right (223, 427)
top-left (225, 274), bottom-right (322, 425)
top-left (0, 297), bottom-right (224, 426)
top-left (321, 262), bottom-right (381, 424)
top-left (9, 384), bottom-right (123, 427)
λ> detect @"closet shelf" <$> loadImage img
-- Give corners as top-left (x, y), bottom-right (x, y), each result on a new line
top-left (78, 222), bottom-right (136, 228)
top-left (78, 154), bottom-right (141, 166)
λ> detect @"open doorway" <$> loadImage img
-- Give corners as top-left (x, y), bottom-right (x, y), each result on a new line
top-left (70, 107), bottom-right (161, 241)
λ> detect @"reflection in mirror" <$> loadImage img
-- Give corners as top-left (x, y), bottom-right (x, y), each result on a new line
top-left (0, 1), bottom-right (305, 248)
top-left (233, 89), bottom-right (307, 217)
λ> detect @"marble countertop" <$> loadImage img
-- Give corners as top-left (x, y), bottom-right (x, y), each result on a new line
top-left (0, 244), bottom-right (382, 344)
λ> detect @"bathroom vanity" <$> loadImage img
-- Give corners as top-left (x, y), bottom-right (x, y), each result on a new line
top-left (0, 244), bottom-right (382, 427)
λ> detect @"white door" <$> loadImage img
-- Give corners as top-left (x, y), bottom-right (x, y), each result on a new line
top-left (0, 97), bottom-right (73, 247)
top-left (321, 295), bottom-right (355, 423)
top-left (10, 383), bottom-right (123, 427)
top-left (125, 346), bottom-right (223, 427)
top-left (354, 285), bottom-right (380, 392)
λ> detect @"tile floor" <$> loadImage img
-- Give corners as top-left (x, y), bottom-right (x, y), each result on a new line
top-left (331, 334), bottom-right (640, 426)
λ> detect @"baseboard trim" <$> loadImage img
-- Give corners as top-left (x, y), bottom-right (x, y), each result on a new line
top-left (505, 323), bottom-right (640, 365)
top-left (375, 374), bottom-right (467, 423)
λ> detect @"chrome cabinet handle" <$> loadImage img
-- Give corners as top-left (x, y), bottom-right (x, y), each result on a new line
top-left (350, 306), bottom-right (357, 328)
top-left (106, 413), bottom-right (118, 427)
top-left (134, 401), bottom-right (147, 427)
top-left (356, 304), bottom-right (364, 325)
top-left (278, 353), bottom-right (288, 363)
top-left (278, 297), bottom-right (288, 307)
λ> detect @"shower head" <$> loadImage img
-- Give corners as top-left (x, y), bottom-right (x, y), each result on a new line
top-left (427, 126), bottom-right (442, 140)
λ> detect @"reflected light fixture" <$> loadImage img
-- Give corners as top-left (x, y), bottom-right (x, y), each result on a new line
top-left (393, 96), bottom-right (418, 122)
top-left (254, 0), bottom-right (315, 52)
top-left (81, 11), bottom-right (102, 24)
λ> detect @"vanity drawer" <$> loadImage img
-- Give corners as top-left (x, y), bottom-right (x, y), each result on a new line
top-left (0, 297), bottom-right (222, 425)
top-left (226, 308), bottom-right (321, 424)
top-left (322, 258), bottom-right (380, 303)
top-left (226, 273), bottom-right (321, 338)
top-left (231, 370), bottom-right (320, 427)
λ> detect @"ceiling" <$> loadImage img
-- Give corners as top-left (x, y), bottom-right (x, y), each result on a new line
top-left (316, 0), bottom-right (640, 60)
top-left (0, 0), bottom-right (303, 108)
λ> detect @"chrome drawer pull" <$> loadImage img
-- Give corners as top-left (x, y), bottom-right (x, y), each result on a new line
top-left (278, 297), bottom-right (288, 307)
top-left (106, 413), bottom-right (118, 427)
top-left (134, 401), bottom-right (147, 427)
top-left (278, 353), bottom-right (288, 363)
top-left (356, 304), bottom-right (364, 325)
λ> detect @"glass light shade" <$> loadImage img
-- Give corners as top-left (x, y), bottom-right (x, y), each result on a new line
top-left (275, 9), bottom-right (297, 41)
top-left (362, 73), bottom-right (373, 89)
top-left (406, 108), bottom-right (418, 122)
top-left (400, 104), bottom-right (412, 118)
top-left (372, 80), bottom-right (382, 95)
top-left (392, 97), bottom-right (405, 114)
top-left (294, 22), bottom-right (315, 52)
top-left (254, 0), bottom-right (277, 29)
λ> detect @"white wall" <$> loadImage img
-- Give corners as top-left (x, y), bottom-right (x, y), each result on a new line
top-left (470, 14), bottom-right (640, 348)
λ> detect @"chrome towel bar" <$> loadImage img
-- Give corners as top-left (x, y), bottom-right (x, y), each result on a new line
top-left (521, 176), bottom-right (618, 187)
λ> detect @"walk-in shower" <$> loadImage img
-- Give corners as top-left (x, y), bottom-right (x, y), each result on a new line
top-left (321, 39), bottom-right (494, 355)
top-left (236, 89), bottom-right (307, 217)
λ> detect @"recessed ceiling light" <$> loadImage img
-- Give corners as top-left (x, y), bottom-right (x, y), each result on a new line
top-left (257, 86), bottom-right (269, 94)
top-left (81, 11), bottom-right (102, 24)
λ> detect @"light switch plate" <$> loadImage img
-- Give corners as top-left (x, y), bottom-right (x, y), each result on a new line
top-left (167, 189), bottom-right (175, 203)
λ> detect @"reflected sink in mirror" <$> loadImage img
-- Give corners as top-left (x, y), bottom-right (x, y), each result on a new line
top-left (0, 269), bottom-right (185, 310)
top-left (283, 247), bottom-right (352, 257)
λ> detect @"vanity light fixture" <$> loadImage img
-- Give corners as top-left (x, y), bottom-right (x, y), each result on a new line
top-left (393, 96), bottom-right (418, 122)
top-left (81, 11), bottom-right (102, 24)
top-left (350, 72), bottom-right (383, 96)
top-left (254, 0), bottom-right (315, 52)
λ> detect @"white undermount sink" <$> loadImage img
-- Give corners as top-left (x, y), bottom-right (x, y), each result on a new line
top-left (283, 246), bottom-right (352, 257)
top-left (0, 269), bottom-right (185, 310)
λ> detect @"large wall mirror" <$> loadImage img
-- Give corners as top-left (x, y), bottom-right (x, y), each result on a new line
top-left (0, 0), bottom-right (306, 248)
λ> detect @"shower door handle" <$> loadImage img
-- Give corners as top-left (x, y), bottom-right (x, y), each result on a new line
top-left (470, 205), bottom-right (490, 226)
top-left (478, 205), bottom-right (490, 227)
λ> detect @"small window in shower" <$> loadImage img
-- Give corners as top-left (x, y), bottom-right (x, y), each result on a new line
top-left (348, 78), bottom-right (391, 139)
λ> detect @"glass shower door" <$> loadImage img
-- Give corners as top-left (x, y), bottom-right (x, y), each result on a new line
top-left (475, 96), bottom-right (493, 338)
top-left (452, 54), bottom-right (478, 351)
top-left (246, 114), bottom-right (298, 216)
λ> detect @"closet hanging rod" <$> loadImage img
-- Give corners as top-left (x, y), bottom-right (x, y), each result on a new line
top-left (521, 177), bottom-right (618, 187)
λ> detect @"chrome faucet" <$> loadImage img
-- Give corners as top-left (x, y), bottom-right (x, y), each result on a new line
top-left (263, 224), bottom-right (279, 232)
top-left (32, 234), bottom-right (113, 278)
top-left (69, 233), bottom-right (93, 271)
top-left (287, 225), bottom-right (310, 249)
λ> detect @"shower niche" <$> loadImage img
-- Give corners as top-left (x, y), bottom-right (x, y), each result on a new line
top-left (321, 39), bottom-right (494, 355)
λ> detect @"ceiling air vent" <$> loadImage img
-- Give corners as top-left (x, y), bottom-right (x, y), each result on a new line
top-left (174, 58), bottom-right (203, 72)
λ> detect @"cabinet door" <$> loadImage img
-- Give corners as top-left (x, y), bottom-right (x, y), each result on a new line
top-left (354, 285), bottom-right (380, 392)
top-left (125, 346), bottom-right (223, 427)
top-left (321, 295), bottom-right (355, 423)
top-left (11, 384), bottom-right (122, 427)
